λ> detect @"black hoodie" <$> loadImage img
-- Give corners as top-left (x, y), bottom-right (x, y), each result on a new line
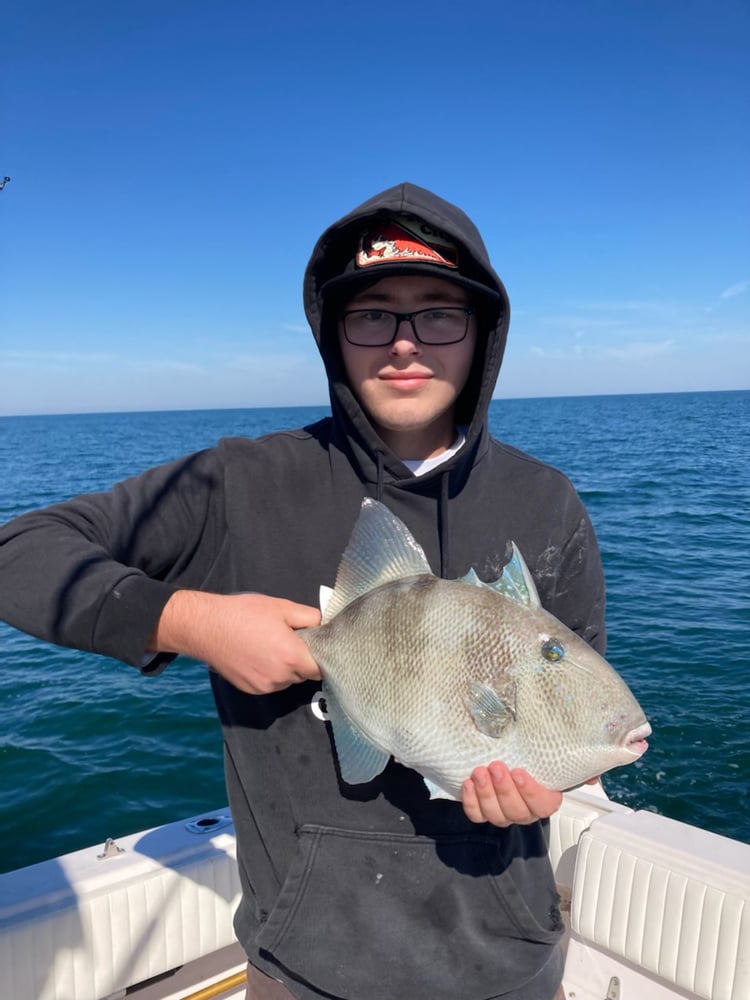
top-left (0, 183), bottom-right (605, 1000)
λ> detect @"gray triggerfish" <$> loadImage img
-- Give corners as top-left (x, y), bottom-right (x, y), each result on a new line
top-left (302, 499), bottom-right (651, 799)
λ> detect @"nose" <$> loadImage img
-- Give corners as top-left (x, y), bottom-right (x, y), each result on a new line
top-left (389, 316), bottom-right (421, 354)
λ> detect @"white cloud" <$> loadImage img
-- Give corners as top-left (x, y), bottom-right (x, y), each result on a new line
top-left (528, 338), bottom-right (677, 364)
top-left (567, 299), bottom-right (681, 313)
top-left (2, 349), bottom-right (119, 365)
top-left (719, 280), bottom-right (750, 300)
top-left (600, 339), bottom-right (677, 362)
top-left (0, 349), bottom-right (206, 375)
top-left (516, 293), bottom-right (735, 373)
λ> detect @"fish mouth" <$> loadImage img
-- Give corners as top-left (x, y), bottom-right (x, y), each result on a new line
top-left (623, 721), bottom-right (652, 758)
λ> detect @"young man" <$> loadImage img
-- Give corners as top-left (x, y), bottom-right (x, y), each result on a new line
top-left (0, 183), bottom-right (605, 1000)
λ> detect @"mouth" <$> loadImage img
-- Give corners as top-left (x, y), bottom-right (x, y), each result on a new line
top-left (623, 721), bottom-right (652, 757)
top-left (380, 371), bottom-right (433, 389)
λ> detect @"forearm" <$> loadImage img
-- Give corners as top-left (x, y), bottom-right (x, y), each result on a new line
top-left (148, 589), bottom-right (229, 660)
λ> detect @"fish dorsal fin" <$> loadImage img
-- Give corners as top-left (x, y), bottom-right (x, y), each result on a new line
top-left (467, 679), bottom-right (516, 738)
top-left (485, 543), bottom-right (541, 608)
top-left (322, 499), bottom-right (432, 623)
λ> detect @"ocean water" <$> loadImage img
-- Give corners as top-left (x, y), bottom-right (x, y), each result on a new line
top-left (0, 391), bottom-right (748, 874)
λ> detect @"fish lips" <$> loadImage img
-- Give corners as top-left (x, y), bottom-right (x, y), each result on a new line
top-left (623, 720), bottom-right (652, 758)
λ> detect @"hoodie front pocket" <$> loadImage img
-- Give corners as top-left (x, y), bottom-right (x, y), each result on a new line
top-left (256, 824), bottom-right (562, 1000)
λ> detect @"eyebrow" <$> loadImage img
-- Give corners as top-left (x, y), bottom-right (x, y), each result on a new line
top-left (347, 289), bottom-right (470, 306)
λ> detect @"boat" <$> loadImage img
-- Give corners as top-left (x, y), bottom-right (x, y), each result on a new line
top-left (1, 785), bottom-right (748, 1000)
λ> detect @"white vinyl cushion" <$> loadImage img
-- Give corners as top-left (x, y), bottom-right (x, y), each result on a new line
top-left (571, 809), bottom-right (750, 1000)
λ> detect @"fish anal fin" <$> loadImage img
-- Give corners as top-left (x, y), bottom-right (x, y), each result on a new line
top-left (423, 777), bottom-right (458, 801)
top-left (324, 683), bottom-right (390, 785)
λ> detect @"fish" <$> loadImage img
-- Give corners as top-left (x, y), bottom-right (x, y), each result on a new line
top-left (302, 498), bottom-right (651, 799)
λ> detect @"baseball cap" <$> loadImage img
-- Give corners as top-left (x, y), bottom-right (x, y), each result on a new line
top-left (321, 212), bottom-right (501, 303)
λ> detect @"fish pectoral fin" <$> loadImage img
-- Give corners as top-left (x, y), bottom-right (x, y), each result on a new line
top-left (466, 679), bottom-right (516, 738)
top-left (324, 686), bottom-right (391, 785)
top-left (423, 777), bottom-right (458, 801)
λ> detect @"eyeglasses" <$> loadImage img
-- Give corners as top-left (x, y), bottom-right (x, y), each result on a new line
top-left (341, 307), bottom-right (474, 347)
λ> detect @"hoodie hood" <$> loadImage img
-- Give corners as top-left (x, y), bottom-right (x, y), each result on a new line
top-left (303, 182), bottom-right (511, 481)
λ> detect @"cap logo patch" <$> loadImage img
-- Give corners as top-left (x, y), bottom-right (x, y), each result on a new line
top-left (356, 215), bottom-right (459, 270)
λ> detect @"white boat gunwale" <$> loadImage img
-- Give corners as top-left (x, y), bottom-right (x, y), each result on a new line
top-left (1, 792), bottom-right (748, 1000)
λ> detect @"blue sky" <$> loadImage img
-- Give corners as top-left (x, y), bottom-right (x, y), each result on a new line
top-left (1, 0), bottom-right (748, 416)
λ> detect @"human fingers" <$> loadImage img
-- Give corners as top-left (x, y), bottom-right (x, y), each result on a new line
top-left (508, 769), bottom-right (562, 820)
top-left (462, 763), bottom-right (562, 827)
top-left (281, 600), bottom-right (322, 630)
top-left (274, 599), bottom-right (323, 682)
top-left (461, 771), bottom-right (487, 824)
top-left (462, 763), bottom-right (520, 826)
top-left (286, 629), bottom-right (322, 683)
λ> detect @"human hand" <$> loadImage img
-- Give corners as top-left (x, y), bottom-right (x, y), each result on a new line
top-left (149, 590), bottom-right (322, 695)
top-left (461, 763), bottom-right (563, 826)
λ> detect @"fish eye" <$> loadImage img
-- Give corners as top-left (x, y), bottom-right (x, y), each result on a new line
top-left (541, 638), bottom-right (565, 663)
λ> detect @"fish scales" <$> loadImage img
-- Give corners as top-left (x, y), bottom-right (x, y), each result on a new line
top-left (307, 576), bottom-right (524, 789)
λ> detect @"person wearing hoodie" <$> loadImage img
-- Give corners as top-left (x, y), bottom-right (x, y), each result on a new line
top-left (0, 183), bottom-right (605, 1000)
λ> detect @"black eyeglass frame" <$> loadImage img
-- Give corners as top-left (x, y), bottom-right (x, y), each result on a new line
top-left (341, 307), bottom-right (474, 347)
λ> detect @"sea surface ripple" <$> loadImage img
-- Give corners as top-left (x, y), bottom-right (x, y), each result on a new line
top-left (0, 392), bottom-right (747, 872)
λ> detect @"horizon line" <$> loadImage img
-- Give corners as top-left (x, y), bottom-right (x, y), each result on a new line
top-left (0, 387), bottom-right (747, 420)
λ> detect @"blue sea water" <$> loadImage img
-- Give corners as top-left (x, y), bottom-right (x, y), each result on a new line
top-left (0, 391), bottom-right (748, 873)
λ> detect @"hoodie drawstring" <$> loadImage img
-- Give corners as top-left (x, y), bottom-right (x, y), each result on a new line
top-left (374, 451), bottom-right (451, 577)
top-left (438, 471), bottom-right (451, 578)
top-left (374, 451), bottom-right (385, 504)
